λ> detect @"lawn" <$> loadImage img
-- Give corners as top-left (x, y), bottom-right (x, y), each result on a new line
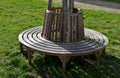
top-left (0, 0), bottom-right (120, 78)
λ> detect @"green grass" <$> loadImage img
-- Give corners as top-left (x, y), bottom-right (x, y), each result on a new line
top-left (0, 0), bottom-right (120, 78)
top-left (104, 0), bottom-right (120, 3)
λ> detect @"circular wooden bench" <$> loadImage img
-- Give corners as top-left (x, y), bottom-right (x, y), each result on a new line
top-left (19, 26), bottom-right (108, 71)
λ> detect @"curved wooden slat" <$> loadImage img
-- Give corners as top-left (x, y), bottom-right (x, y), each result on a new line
top-left (19, 26), bottom-right (108, 55)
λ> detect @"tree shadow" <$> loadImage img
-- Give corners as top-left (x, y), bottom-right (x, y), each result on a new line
top-left (74, 0), bottom-right (120, 9)
top-left (31, 53), bottom-right (120, 78)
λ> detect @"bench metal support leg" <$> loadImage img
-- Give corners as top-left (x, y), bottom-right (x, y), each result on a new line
top-left (58, 55), bottom-right (71, 71)
top-left (95, 50), bottom-right (102, 67)
top-left (26, 47), bottom-right (34, 64)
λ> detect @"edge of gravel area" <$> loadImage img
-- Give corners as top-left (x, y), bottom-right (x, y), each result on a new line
top-left (44, 0), bottom-right (120, 14)
top-left (75, 0), bottom-right (120, 14)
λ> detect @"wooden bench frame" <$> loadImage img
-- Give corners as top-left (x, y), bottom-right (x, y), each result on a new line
top-left (19, 26), bottom-right (108, 71)
top-left (18, 0), bottom-right (108, 71)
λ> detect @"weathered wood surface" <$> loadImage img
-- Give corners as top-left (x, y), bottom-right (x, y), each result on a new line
top-left (19, 26), bottom-right (108, 55)
top-left (42, 7), bottom-right (85, 42)
top-left (19, 26), bottom-right (108, 71)
top-left (19, 0), bottom-right (108, 71)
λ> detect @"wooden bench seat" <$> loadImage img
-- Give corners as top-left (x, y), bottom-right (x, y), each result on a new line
top-left (19, 26), bottom-right (108, 71)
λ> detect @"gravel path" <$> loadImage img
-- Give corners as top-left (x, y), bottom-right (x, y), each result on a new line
top-left (44, 0), bottom-right (120, 14)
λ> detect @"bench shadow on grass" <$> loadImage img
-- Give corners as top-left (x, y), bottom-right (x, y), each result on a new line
top-left (31, 53), bottom-right (120, 78)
